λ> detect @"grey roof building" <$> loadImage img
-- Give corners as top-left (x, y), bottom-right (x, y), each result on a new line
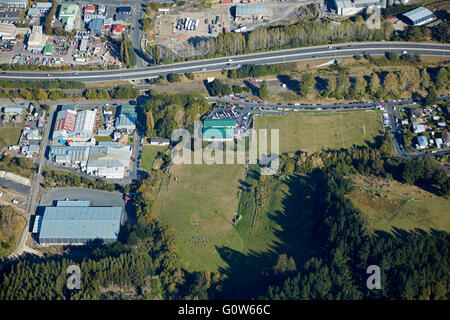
top-left (0, 0), bottom-right (27, 9)
top-left (402, 7), bottom-right (434, 26)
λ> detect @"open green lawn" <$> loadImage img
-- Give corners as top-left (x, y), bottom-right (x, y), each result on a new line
top-left (141, 146), bottom-right (167, 171)
top-left (158, 163), bottom-right (317, 290)
top-left (0, 128), bottom-right (22, 147)
top-left (348, 175), bottom-right (450, 233)
top-left (94, 135), bottom-right (113, 142)
top-left (254, 111), bottom-right (383, 153)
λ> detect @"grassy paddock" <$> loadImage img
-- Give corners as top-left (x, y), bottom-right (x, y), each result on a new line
top-left (0, 128), bottom-right (22, 147)
top-left (141, 145), bottom-right (167, 171)
top-left (157, 161), bottom-right (317, 280)
top-left (254, 111), bottom-right (383, 153)
top-left (347, 175), bottom-right (450, 233)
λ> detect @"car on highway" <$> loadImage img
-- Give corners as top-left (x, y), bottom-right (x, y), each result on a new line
top-left (258, 101), bottom-right (263, 104)
top-left (201, 68), bottom-right (206, 71)
top-left (232, 97), bottom-right (238, 101)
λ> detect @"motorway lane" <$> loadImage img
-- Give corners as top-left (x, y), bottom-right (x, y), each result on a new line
top-left (0, 42), bottom-right (448, 82)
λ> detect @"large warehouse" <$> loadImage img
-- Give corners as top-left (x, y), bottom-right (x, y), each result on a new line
top-left (402, 7), bottom-right (434, 26)
top-left (203, 118), bottom-right (236, 141)
top-left (33, 203), bottom-right (123, 245)
top-left (234, 5), bottom-right (268, 21)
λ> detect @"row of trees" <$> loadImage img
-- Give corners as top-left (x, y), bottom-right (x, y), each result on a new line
top-left (289, 66), bottom-right (449, 101)
top-left (0, 80), bottom-right (84, 90)
top-left (84, 86), bottom-right (140, 100)
top-left (42, 169), bottom-right (120, 192)
top-left (0, 85), bottom-right (140, 101)
top-left (119, 33), bottom-right (137, 69)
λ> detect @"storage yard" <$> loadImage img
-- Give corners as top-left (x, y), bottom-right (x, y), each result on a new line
top-left (151, 2), bottom-right (301, 58)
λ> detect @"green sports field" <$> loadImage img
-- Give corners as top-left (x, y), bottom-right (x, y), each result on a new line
top-left (157, 163), bottom-right (317, 284)
top-left (254, 111), bottom-right (383, 153)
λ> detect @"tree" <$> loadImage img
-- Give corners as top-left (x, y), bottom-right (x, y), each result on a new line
top-left (383, 72), bottom-right (398, 96)
top-left (273, 254), bottom-right (297, 276)
top-left (369, 73), bottom-right (381, 95)
top-left (420, 69), bottom-right (431, 90)
top-left (353, 75), bottom-right (366, 97)
top-left (299, 72), bottom-right (315, 97)
top-left (232, 85), bottom-right (243, 94)
top-left (258, 80), bottom-right (269, 100)
top-left (436, 68), bottom-right (448, 90)
top-left (327, 76), bottom-right (337, 94)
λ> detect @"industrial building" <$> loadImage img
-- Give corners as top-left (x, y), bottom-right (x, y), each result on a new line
top-left (53, 108), bottom-right (77, 140)
top-left (58, 3), bottom-right (78, 31)
top-left (203, 118), bottom-right (236, 141)
top-left (87, 18), bottom-right (103, 34)
top-left (115, 105), bottom-right (136, 132)
top-left (27, 26), bottom-right (48, 51)
top-left (86, 144), bottom-right (132, 179)
top-left (52, 108), bottom-right (96, 142)
top-left (58, 3), bottom-right (79, 23)
top-left (49, 145), bottom-right (91, 166)
top-left (401, 7), bottom-right (434, 26)
top-left (72, 109), bottom-right (97, 141)
top-left (33, 203), bottom-right (122, 245)
top-left (0, 0), bottom-right (27, 8)
top-left (0, 23), bottom-right (16, 40)
top-left (3, 106), bottom-right (22, 114)
top-left (234, 5), bottom-right (268, 20)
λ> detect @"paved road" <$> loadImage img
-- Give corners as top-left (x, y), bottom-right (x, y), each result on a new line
top-left (0, 177), bottom-right (30, 195)
top-left (0, 42), bottom-right (448, 82)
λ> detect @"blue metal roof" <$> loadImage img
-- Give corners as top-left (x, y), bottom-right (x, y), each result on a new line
top-left (38, 206), bottom-right (122, 244)
top-left (88, 18), bottom-right (103, 33)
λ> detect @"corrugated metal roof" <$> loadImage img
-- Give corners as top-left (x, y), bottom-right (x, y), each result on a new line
top-left (119, 105), bottom-right (136, 116)
top-left (402, 6), bottom-right (434, 23)
top-left (38, 206), bottom-right (122, 244)
top-left (56, 200), bottom-right (91, 207)
top-left (236, 5), bottom-right (267, 16)
top-left (203, 118), bottom-right (236, 128)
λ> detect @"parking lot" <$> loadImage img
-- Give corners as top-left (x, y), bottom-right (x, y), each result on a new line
top-left (39, 187), bottom-right (125, 207)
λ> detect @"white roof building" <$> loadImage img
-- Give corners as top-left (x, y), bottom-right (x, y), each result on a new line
top-left (72, 109), bottom-right (97, 141)
top-left (27, 26), bottom-right (47, 51)
top-left (0, 23), bottom-right (17, 40)
top-left (86, 145), bottom-right (132, 179)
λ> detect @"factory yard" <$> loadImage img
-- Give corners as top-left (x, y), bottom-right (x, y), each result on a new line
top-left (151, 1), bottom-right (302, 58)
top-left (39, 187), bottom-right (124, 208)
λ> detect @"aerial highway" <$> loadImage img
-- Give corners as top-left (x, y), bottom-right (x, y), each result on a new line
top-left (0, 42), bottom-right (448, 82)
